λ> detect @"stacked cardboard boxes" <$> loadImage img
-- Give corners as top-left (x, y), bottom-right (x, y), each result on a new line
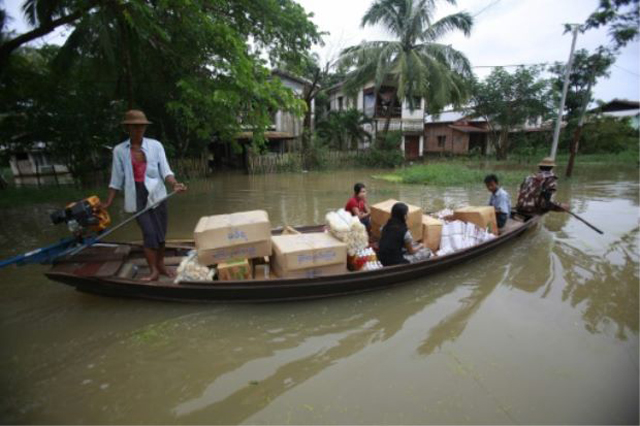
top-left (194, 210), bottom-right (273, 281)
top-left (371, 199), bottom-right (423, 241)
top-left (271, 232), bottom-right (348, 279)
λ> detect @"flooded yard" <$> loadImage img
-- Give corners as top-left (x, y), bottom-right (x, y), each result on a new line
top-left (0, 165), bottom-right (637, 424)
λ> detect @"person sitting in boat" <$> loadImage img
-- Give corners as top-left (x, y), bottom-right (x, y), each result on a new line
top-left (345, 182), bottom-right (371, 231)
top-left (484, 174), bottom-right (511, 229)
top-left (516, 157), bottom-right (565, 215)
top-left (378, 202), bottom-right (430, 266)
top-left (101, 110), bottom-right (187, 281)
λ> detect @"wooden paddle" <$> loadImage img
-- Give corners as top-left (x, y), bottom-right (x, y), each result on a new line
top-left (552, 202), bottom-right (603, 235)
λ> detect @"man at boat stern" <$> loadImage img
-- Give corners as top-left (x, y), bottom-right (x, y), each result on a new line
top-left (516, 157), bottom-right (566, 215)
top-left (484, 174), bottom-right (511, 229)
top-left (101, 110), bottom-right (187, 281)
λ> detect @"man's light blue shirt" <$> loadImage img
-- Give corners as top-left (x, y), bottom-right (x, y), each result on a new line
top-left (109, 137), bottom-right (174, 213)
top-left (489, 187), bottom-right (511, 215)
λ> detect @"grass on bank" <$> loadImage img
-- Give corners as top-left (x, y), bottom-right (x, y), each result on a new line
top-left (373, 163), bottom-right (527, 186)
top-left (0, 185), bottom-right (108, 209)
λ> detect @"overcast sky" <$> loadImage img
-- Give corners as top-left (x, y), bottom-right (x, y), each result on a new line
top-left (4, 0), bottom-right (639, 102)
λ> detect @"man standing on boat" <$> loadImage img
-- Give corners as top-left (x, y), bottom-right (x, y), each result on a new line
top-left (516, 157), bottom-right (565, 215)
top-left (101, 110), bottom-right (187, 281)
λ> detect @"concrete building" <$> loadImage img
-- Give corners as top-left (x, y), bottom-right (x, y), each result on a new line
top-left (327, 81), bottom-right (425, 157)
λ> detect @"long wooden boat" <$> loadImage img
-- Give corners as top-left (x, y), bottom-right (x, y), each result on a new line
top-left (45, 215), bottom-right (541, 303)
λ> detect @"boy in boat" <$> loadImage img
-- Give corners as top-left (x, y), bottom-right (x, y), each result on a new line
top-left (484, 174), bottom-right (511, 229)
top-left (516, 157), bottom-right (565, 215)
top-left (345, 182), bottom-right (371, 231)
top-left (101, 110), bottom-right (187, 281)
top-left (378, 202), bottom-right (430, 266)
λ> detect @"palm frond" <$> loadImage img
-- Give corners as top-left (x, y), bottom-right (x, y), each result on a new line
top-left (21, 0), bottom-right (67, 26)
top-left (417, 42), bottom-right (472, 77)
top-left (420, 11), bottom-right (473, 41)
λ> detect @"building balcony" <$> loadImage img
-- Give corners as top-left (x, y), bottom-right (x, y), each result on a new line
top-left (365, 118), bottom-right (424, 134)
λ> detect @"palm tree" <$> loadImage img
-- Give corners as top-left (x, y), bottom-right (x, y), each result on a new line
top-left (338, 0), bottom-right (474, 141)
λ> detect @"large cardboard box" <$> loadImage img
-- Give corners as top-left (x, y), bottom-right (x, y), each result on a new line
top-left (271, 232), bottom-right (347, 272)
top-left (197, 240), bottom-right (271, 266)
top-left (371, 199), bottom-right (422, 241)
top-left (453, 206), bottom-right (498, 236)
top-left (217, 259), bottom-right (253, 281)
top-left (422, 215), bottom-right (443, 252)
top-left (271, 261), bottom-right (348, 279)
top-left (194, 210), bottom-right (272, 264)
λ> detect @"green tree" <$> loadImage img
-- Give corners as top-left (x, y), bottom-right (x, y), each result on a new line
top-left (584, 0), bottom-right (639, 50)
top-left (316, 109), bottom-right (372, 150)
top-left (470, 66), bottom-right (552, 160)
top-left (549, 47), bottom-right (615, 176)
top-left (549, 48), bottom-right (615, 122)
top-left (338, 0), bottom-right (473, 140)
top-left (1, 0), bottom-right (322, 167)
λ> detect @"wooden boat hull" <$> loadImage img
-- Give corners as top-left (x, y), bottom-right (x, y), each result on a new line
top-left (45, 216), bottom-right (540, 303)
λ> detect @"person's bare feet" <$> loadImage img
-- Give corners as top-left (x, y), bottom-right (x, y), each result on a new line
top-left (158, 265), bottom-right (176, 278)
top-left (140, 272), bottom-right (160, 282)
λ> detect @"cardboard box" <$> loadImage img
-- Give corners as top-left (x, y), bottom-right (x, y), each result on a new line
top-left (281, 225), bottom-right (301, 235)
top-left (194, 210), bottom-right (272, 264)
top-left (194, 210), bottom-right (271, 251)
top-left (271, 232), bottom-right (347, 272)
top-left (197, 240), bottom-right (271, 266)
top-left (371, 199), bottom-right (423, 241)
top-left (271, 261), bottom-right (348, 279)
top-left (453, 206), bottom-right (498, 236)
top-left (422, 215), bottom-right (443, 252)
top-left (254, 264), bottom-right (271, 280)
top-left (217, 259), bottom-right (253, 281)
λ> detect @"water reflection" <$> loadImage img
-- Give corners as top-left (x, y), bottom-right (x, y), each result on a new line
top-left (0, 166), bottom-right (638, 424)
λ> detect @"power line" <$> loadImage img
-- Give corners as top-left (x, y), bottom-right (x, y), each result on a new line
top-left (613, 63), bottom-right (640, 78)
top-left (472, 62), bottom-right (550, 68)
top-left (472, 0), bottom-right (502, 17)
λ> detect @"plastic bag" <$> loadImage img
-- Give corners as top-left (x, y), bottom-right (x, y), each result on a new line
top-left (175, 250), bottom-right (216, 283)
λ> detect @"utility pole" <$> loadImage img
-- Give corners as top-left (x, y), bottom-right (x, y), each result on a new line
top-left (550, 24), bottom-right (580, 160)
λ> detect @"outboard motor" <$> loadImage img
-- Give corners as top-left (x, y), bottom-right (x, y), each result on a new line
top-left (50, 196), bottom-right (111, 235)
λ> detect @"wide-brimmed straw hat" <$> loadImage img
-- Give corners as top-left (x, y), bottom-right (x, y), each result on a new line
top-left (538, 157), bottom-right (556, 168)
top-left (121, 110), bottom-right (152, 125)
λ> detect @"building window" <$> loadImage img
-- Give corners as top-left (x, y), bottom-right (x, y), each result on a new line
top-left (411, 96), bottom-right (421, 110)
top-left (338, 96), bottom-right (343, 111)
top-left (437, 135), bottom-right (446, 148)
top-left (363, 90), bottom-right (375, 117)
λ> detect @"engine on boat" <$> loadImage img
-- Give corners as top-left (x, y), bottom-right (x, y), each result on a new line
top-left (50, 196), bottom-right (111, 236)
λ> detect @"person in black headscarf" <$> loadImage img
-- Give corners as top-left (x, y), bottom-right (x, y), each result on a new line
top-left (378, 202), bottom-right (427, 266)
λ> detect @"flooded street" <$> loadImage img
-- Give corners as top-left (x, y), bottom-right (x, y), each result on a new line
top-left (0, 165), bottom-right (638, 424)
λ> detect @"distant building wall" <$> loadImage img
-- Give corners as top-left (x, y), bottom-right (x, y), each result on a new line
top-left (424, 124), bottom-right (469, 154)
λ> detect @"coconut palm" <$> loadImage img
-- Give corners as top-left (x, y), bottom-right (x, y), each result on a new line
top-left (339, 0), bottom-right (473, 138)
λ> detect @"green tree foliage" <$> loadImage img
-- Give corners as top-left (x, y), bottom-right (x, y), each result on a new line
top-left (0, 0), bottom-right (322, 179)
top-left (584, 0), bottom-right (640, 50)
top-left (470, 66), bottom-right (553, 160)
top-left (549, 48), bottom-right (615, 122)
top-left (581, 116), bottom-right (639, 154)
top-left (316, 109), bottom-right (372, 150)
top-left (338, 0), bottom-right (473, 138)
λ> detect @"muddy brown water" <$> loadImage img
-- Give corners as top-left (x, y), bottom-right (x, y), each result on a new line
top-left (0, 166), bottom-right (638, 424)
